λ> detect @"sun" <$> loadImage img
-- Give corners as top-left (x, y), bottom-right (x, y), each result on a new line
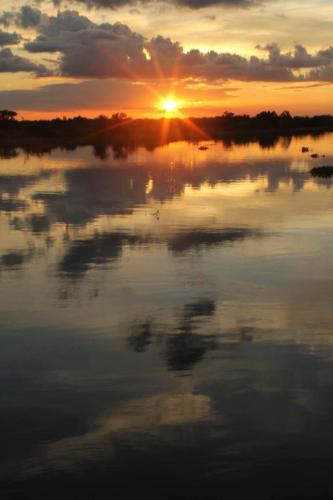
top-left (161, 96), bottom-right (180, 114)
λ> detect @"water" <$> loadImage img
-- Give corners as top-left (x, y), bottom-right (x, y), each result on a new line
top-left (1, 134), bottom-right (333, 497)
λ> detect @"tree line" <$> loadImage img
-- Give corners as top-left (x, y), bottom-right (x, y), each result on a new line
top-left (1, 109), bottom-right (333, 148)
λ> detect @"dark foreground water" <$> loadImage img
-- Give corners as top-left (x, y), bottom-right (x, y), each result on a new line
top-left (2, 134), bottom-right (333, 498)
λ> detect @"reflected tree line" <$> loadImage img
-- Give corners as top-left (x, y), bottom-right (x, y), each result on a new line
top-left (0, 132), bottom-right (328, 162)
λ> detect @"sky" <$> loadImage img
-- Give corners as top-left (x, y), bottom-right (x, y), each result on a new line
top-left (0, 0), bottom-right (333, 118)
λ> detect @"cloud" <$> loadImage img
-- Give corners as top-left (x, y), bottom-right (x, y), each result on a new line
top-left (24, 11), bottom-right (147, 78)
top-left (20, 5), bottom-right (42, 28)
top-left (0, 48), bottom-right (51, 75)
top-left (0, 6), bottom-right (42, 28)
top-left (278, 82), bottom-right (332, 90)
top-left (17, 9), bottom-right (333, 82)
top-left (170, 0), bottom-right (263, 6)
top-left (20, 10), bottom-right (305, 82)
top-left (51, 0), bottom-right (265, 9)
top-left (309, 64), bottom-right (333, 82)
top-left (0, 77), bottom-right (228, 115)
top-left (0, 30), bottom-right (20, 46)
top-left (0, 12), bottom-right (14, 28)
top-left (257, 43), bottom-right (333, 69)
top-left (1, 7), bottom-right (333, 82)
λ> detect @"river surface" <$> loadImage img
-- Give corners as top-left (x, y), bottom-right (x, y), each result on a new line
top-left (2, 134), bottom-right (333, 497)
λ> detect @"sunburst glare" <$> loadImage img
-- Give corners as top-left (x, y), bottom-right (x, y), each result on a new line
top-left (161, 96), bottom-right (181, 114)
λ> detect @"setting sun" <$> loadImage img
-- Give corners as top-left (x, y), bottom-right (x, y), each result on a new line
top-left (161, 97), bottom-right (180, 114)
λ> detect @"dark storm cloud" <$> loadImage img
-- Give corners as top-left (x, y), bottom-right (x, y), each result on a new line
top-left (0, 30), bottom-right (20, 46)
top-left (0, 48), bottom-right (51, 75)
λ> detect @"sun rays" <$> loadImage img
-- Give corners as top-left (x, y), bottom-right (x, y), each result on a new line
top-left (161, 96), bottom-right (181, 115)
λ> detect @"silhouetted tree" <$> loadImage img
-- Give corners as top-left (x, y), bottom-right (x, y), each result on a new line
top-left (0, 110), bottom-right (17, 121)
top-left (280, 110), bottom-right (292, 121)
top-left (111, 112), bottom-right (128, 121)
top-left (256, 111), bottom-right (279, 123)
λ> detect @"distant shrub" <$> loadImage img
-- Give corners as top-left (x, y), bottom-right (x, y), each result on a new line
top-left (310, 166), bottom-right (333, 177)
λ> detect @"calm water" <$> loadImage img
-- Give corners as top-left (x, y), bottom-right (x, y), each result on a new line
top-left (2, 134), bottom-right (333, 497)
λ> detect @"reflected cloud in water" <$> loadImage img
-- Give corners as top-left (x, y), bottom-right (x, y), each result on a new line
top-left (59, 232), bottom-right (149, 278)
top-left (127, 299), bottom-right (218, 372)
top-left (164, 299), bottom-right (218, 372)
top-left (0, 197), bottom-right (28, 212)
top-left (2, 134), bottom-right (333, 496)
top-left (1, 250), bottom-right (33, 270)
top-left (168, 228), bottom-right (260, 253)
top-left (58, 227), bottom-right (261, 280)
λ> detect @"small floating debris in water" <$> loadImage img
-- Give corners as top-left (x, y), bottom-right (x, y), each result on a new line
top-left (310, 153), bottom-right (319, 158)
top-left (302, 147), bottom-right (309, 153)
top-left (310, 166), bottom-right (333, 177)
top-left (198, 146), bottom-right (208, 151)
